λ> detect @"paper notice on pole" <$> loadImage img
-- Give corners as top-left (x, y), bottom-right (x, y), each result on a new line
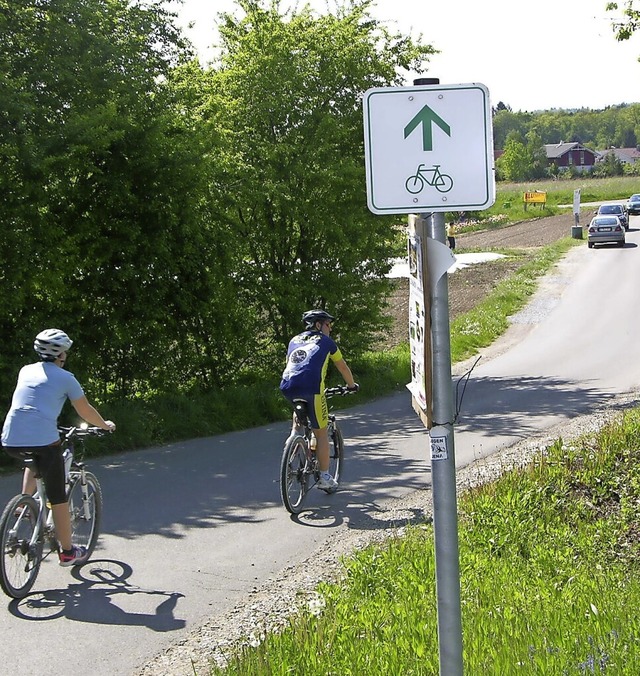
top-left (407, 232), bottom-right (427, 411)
top-left (426, 238), bottom-right (456, 288)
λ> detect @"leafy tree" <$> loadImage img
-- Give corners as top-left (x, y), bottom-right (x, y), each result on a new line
top-left (607, 1), bottom-right (640, 42)
top-left (0, 0), bottom-right (241, 398)
top-left (209, 0), bottom-right (435, 356)
top-left (493, 101), bottom-right (512, 113)
top-left (492, 109), bottom-right (532, 151)
top-left (525, 129), bottom-right (548, 178)
top-left (593, 151), bottom-right (624, 177)
top-left (496, 132), bottom-right (539, 181)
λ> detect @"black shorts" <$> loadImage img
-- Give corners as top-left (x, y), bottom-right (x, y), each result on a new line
top-left (2, 442), bottom-right (66, 505)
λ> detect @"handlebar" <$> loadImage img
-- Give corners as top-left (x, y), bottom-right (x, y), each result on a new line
top-left (324, 385), bottom-right (359, 397)
top-left (58, 426), bottom-right (110, 441)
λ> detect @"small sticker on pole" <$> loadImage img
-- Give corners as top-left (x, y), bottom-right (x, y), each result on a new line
top-left (430, 427), bottom-right (449, 461)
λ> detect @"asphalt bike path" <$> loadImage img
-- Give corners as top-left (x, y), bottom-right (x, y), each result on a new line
top-left (2, 216), bottom-right (640, 674)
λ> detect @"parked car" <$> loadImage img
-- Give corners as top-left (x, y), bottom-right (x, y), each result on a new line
top-left (595, 203), bottom-right (629, 230)
top-left (627, 193), bottom-right (640, 216)
top-left (587, 215), bottom-right (625, 248)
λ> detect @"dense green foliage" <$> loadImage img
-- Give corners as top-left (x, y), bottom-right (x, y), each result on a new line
top-left (0, 0), bottom-right (432, 411)
top-left (214, 409), bottom-right (640, 674)
top-left (208, 0), bottom-right (434, 355)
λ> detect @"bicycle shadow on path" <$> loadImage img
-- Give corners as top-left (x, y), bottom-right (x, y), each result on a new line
top-left (287, 494), bottom-right (432, 534)
top-left (7, 559), bottom-right (185, 632)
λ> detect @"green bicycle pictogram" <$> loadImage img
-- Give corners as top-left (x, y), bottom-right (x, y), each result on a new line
top-left (405, 163), bottom-right (454, 194)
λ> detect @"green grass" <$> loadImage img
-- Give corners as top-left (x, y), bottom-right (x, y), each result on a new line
top-left (212, 411), bottom-right (640, 674)
top-left (461, 175), bottom-right (639, 231)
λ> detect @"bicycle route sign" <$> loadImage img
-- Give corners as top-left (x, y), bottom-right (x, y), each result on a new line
top-left (362, 83), bottom-right (495, 214)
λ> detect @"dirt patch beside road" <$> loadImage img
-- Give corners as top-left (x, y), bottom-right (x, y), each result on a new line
top-left (381, 211), bottom-right (583, 349)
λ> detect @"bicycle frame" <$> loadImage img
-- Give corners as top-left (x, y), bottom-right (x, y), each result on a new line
top-left (0, 426), bottom-right (105, 598)
top-left (279, 386), bottom-right (351, 514)
top-left (31, 476), bottom-right (56, 555)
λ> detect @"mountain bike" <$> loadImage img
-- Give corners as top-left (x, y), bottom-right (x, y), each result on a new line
top-left (279, 386), bottom-right (355, 514)
top-left (0, 425), bottom-right (106, 599)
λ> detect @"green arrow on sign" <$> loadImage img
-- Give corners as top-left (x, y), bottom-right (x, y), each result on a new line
top-left (404, 105), bottom-right (451, 151)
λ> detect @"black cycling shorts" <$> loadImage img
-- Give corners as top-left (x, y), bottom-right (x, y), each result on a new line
top-left (2, 442), bottom-right (66, 505)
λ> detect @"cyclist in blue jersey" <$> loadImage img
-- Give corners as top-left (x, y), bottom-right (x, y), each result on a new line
top-left (1, 329), bottom-right (115, 566)
top-left (280, 310), bottom-right (358, 492)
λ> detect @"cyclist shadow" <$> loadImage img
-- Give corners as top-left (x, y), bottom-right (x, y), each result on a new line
top-left (289, 488), bottom-right (432, 532)
top-left (7, 559), bottom-right (185, 631)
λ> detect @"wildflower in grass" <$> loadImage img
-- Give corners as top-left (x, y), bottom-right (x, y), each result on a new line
top-left (248, 631), bottom-right (262, 648)
top-left (460, 321), bottom-right (481, 335)
top-left (307, 592), bottom-right (326, 617)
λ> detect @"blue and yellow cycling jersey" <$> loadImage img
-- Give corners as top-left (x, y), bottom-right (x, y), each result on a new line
top-left (279, 330), bottom-right (343, 396)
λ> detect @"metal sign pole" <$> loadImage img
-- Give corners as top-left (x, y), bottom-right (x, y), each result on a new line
top-left (363, 72), bottom-right (494, 675)
top-left (425, 210), bottom-right (464, 676)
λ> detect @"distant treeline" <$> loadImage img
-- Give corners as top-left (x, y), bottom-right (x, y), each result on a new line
top-left (493, 101), bottom-right (640, 152)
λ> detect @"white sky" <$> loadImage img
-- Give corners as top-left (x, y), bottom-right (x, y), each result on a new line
top-left (170, 0), bottom-right (640, 112)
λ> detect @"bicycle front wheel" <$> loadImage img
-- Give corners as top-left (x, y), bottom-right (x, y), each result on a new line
top-left (67, 471), bottom-right (102, 558)
top-left (0, 494), bottom-right (42, 599)
top-left (328, 418), bottom-right (344, 485)
top-left (280, 437), bottom-right (310, 514)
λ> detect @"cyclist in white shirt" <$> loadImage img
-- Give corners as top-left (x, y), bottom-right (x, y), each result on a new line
top-left (1, 329), bottom-right (115, 566)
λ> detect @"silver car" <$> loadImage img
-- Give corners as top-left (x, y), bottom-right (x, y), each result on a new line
top-left (587, 215), bottom-right (625, 248)
top-left (595, 203), bottom-right (629, 230)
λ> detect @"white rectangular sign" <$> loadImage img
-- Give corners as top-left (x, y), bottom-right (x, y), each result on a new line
top-left (363, 83), bottom-right (495, 215)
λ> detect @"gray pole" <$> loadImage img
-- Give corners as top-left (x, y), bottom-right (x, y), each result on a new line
top-left (413, 78), bottom-right (462, 676)
top-left (413, 73), bottom-right (463, 676)
top-left (427, 211), bottom-right (463, 675)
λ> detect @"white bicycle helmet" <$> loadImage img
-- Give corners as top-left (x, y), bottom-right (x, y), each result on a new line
top-left (34, 329), bottom-right (73, 360)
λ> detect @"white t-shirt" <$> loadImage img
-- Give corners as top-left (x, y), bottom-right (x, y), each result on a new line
top-left (1, 362), bottom-right (84, 447)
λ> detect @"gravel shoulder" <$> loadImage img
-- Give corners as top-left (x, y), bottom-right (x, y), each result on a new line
top-left (136, 210), bottom-right (610, 675)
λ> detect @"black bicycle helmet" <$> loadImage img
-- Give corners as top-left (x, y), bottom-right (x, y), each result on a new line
top-left (302, 309), bottom-right (335, 329)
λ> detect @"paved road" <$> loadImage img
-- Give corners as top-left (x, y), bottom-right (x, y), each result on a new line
top-left (2, 216), bottom-right (640, 674)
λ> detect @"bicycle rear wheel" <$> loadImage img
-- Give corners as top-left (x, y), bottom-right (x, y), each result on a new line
top-left (67, 471), bottom-right (102, 558)
top-left (280, 436), bottom-right (310, 514)
top-left (328, 418), bottom-right (344, 484)
top-left (0, 495), bottom-right (42, 599)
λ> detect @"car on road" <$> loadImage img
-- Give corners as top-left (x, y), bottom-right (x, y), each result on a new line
top-left (627, 193), bottom-right (640, 216)
top-left (595, 203), bottom-right (629, 230)
top-left (587, 215), bottom-right (625, 248)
